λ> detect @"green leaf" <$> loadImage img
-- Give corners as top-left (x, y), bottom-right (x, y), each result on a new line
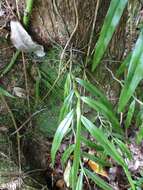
top-left (76, 171), bottom-right (83, 190)
top-left (118, 30), bottom-right (143, 112)
top-left (81, 116), bottom-right (135, 189)
top-left (76, 78), bottom-right (112, 109)
top-left (81, 115), bottom-right (125, 166)
top-left (64, 73), bottom-right (72, 98)
top-left (136, 124), bottom-right (143, 144)
top-left (0, 86), bottom-right (14, 98)
top-left (114, 139), bottom-right (132, 160)
top-left (59, 90), bottom-right (74, 121)
top-left (81, 96), bottom-right (122, 133)
top-left (92, 0), bottom-right (128, 71)
top-left (116, 52), bottom-right (132, 77)
top-left (72, 98), bottom-right (81, 189)
top-left (61, 144), bottom-right (75, 168)
top-left (51, 110), bottom-right (74, 166)
top-left (84, 168), bottom-right (112, 190)
top-left (125, 100), bottom-right (135, 128)
top-left (124, 167), bottom-right (135, 190)
top-left (81, 136), bottom-right (104, 151)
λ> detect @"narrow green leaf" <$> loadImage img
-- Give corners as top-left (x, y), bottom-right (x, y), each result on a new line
top-left (61, 144), bottom-right (75, 168)
top-left (125, 100), bottom-right (135, 128)
top-left (136, 124), bottom-right (143, 144)
top-left (116, 53), bottom-right (132, 77)
top-left (81, 115), bottom-right (125, 166)
top-left (0, 86), bottom-right (14, 98)
top-left (114, 139), bottom-right (132, 160)
top-left (59, 90), bottom-right (74, 121)
top-left (82, 116), bottom-right (135, 189)
top-left (51, 110), bottom-right (74, 166)
top-left (124, 167), bottom-right (135, 190)
top-left (76, 78), bottom-right (112, 109)
top-left (84, 168), bottom-right (112, 190)
top-left (64, 73), bottom-right (72, 98)
top-left (92, 0), bottom-right (128, 70)
top-left (81, 96), bottom-right (122, 133)
top-left (118, 30), bottom-right (143, 112)
top-left (76, 171), bottom-right (83, 190)
top-left (81, 136), bottom-right (104, 151)
top-left (72, 99), bottom-right (81, 189)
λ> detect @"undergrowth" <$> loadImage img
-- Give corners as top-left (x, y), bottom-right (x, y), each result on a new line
top-left (1, 0), bottom-right (143, 190)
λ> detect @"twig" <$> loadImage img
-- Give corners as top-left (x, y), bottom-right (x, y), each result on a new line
top-left (59, 0), bottom-right (79, 73)
top-left (0, 50), bottom-right (20, 78)
top-left (11, 108), bottom-right (47, 135)
top-left (85, 0), bottom-right (100, 66)
top-left (15, 0), bottom-right (21, 20)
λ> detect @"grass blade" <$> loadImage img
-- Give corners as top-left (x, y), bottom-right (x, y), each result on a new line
top-left (51, 110), bottom-right (74, 166)
top-left (92, 0), bottom-right (128, 71)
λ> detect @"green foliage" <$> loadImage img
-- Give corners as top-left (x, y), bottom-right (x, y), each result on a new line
top-left (51, 110), bottom-right (74, 166)
top-left (118, 29), bottom-right (143, 112)
top-left (84, 168), bottom-right (112, 190)
top-left (92, 0), bottom-right (128, 71)
top-left (51, 75), bottom-right (135, 190)
top-left (125, 100), bottom-right (135, 129)
top-left (0, 86), bottom-right (14, 98)
top-left (81, 97), bottom-right (122, 133)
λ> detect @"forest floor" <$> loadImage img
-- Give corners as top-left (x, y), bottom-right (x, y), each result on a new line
top-left (1, 1), bottom-right (143, 190)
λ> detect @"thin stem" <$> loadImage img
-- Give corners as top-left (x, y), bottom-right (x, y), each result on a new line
top-left (23, 0), bottom-right (34, 28)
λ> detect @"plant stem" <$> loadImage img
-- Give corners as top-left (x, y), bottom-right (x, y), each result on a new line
top-left (23, 0), bottom-right (34, 28)
top-left (0, 50), bottom-right (20, 78)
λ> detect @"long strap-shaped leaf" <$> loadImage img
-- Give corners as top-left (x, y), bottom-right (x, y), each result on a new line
top-left (0, 86), bottom-right (14, 98)
top-left (92, 0), bottom-right (128, 71)
top-left (81, 116), bottom-right (135, 190)
top-left (118, 30), bottom-right (143, 112)
top-left (72, 98), bottom-right (81, 189)
top-left (84, 168), bottom-right (112, 190)
top-left (81, 116), bottom-right (125, 166)
top-left (51, 110), bottom-right (74, 166)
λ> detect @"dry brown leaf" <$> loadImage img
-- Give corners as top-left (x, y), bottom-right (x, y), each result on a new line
top-left (88, 160), bottom-right (108, 177)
